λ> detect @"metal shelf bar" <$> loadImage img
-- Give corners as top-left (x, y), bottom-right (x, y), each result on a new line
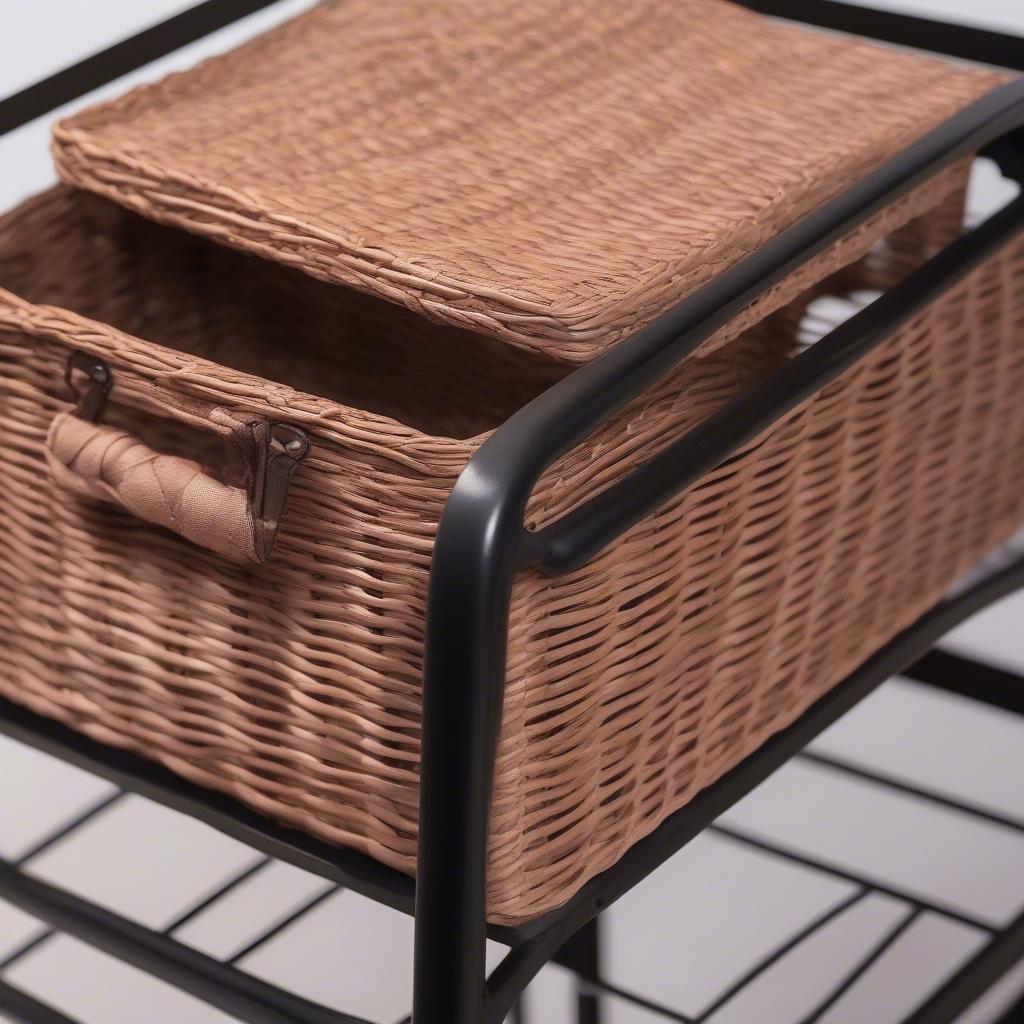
top-left (736, 0), bottom-right (1024, 71)
top-left (575, 889), bottom-right (881, 1024)
top-left (164, 857), bottom-right (273, 935)
top-left (226, 884), bottom-right (342, 965)
top-left (0, 698), bottom-right (418, 927)
top-left (906, 909), bottom-right (1024, 1024)
top-left (0, 0), bottom-right (290, 135)
top-left (691, 889), bottom-right (872, 1024)
top-left (800, 907), bottom-right (924, 1024)
top-left (530, 190), bottom-right (1024, 572)
top-left (0, 933), bottom-right (54, 973)
top-left (709, 825), bottom-right (993, 934)
top-left (994, 988), bottom-right (1024, 1023)
top-left (0, 859), bottom-right (361, 1024)
top-left (553, 919), bottom-right (602, 1024)
top-left (797, 751), bottom-right (1024, 833)
top-left (13, 792), bottom-right (125, 867)
top-left (905, 650), bottom-right (1024, 715)
top-left (0, 981), bottom-right (80, 1024)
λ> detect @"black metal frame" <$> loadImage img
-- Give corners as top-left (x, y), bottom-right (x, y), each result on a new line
top-left (2, 2), bottom-right (1024, 1023)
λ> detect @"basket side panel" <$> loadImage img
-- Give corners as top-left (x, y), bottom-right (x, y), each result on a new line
top-left (493, 229), bottom-right (1024, 925)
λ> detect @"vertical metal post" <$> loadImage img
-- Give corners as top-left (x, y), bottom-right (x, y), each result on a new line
top-left (411, 458), bottom-right (529, 1024)
top-left (557, 918), bottom-right (602, 1024)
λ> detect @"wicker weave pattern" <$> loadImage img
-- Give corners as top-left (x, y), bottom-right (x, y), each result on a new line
top-left (1, 0), bottom-right (1018, 925)
top-left (499, 241), bottom-right (1024, 916)
top-left (51, 0), bottom-right (1004, 360)
top-left (1, 178), bottom-right (1023, 922)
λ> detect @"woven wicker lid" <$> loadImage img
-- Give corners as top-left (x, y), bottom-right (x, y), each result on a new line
top-left (52, 0), bottom-right (1004, 361)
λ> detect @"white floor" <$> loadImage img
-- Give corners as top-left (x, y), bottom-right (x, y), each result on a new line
top-left (1, 2), bottom-right (1023, 1022)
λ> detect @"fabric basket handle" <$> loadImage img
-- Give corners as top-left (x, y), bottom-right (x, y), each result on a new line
top-left (45, 352), bottom-right (308, 563)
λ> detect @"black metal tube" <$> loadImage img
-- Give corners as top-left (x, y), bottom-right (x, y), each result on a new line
top-left (906, 908), bottom-right (1024, 1023)
top-left (433, 81), bottom-right (1024, 583)
top-left (995, 989), bottom-right (1024, 1024)
top-left (0, 982), bottom-right (80, 1024)
top-left (0, 0), bottom-right (290, 136)
top-left (799, 908), bottom-right (924, 1024)
top-left (554, 918), bottom-right (602, 1024)
top-left (0, 860), bottom-right (361, 1024)
top-left (412, 480), bottom-right (527, 1023)
top-left (905, 649), bottom-right (1024, 716)
top-left (736, 0), bottom-right (1024, 72)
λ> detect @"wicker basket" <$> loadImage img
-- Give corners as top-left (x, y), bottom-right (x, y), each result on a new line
top-left (1, 0), bottom-right (1022, 925)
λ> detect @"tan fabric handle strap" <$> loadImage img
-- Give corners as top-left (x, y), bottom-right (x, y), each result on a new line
top-left (46, 354), bottom-right (309, 564)
top-left (46, 413), bottom-right (262, 562)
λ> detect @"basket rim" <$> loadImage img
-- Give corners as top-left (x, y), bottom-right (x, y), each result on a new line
top-left (0, 278), bottom-right (489, 464)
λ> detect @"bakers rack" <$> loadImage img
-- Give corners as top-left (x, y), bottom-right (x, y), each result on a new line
top-left (0, 2), bottom-right (1023, 1022)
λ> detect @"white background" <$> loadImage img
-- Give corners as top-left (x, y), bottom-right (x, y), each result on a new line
top-left (1, 2), bottom-right (1023, 1022)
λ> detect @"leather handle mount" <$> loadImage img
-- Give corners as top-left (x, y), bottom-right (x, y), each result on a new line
top-left (46, 352), bottom-right (309, 564)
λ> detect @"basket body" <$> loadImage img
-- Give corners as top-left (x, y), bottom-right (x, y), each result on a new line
top-left (2, 167), bottom-right (1023, 923)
